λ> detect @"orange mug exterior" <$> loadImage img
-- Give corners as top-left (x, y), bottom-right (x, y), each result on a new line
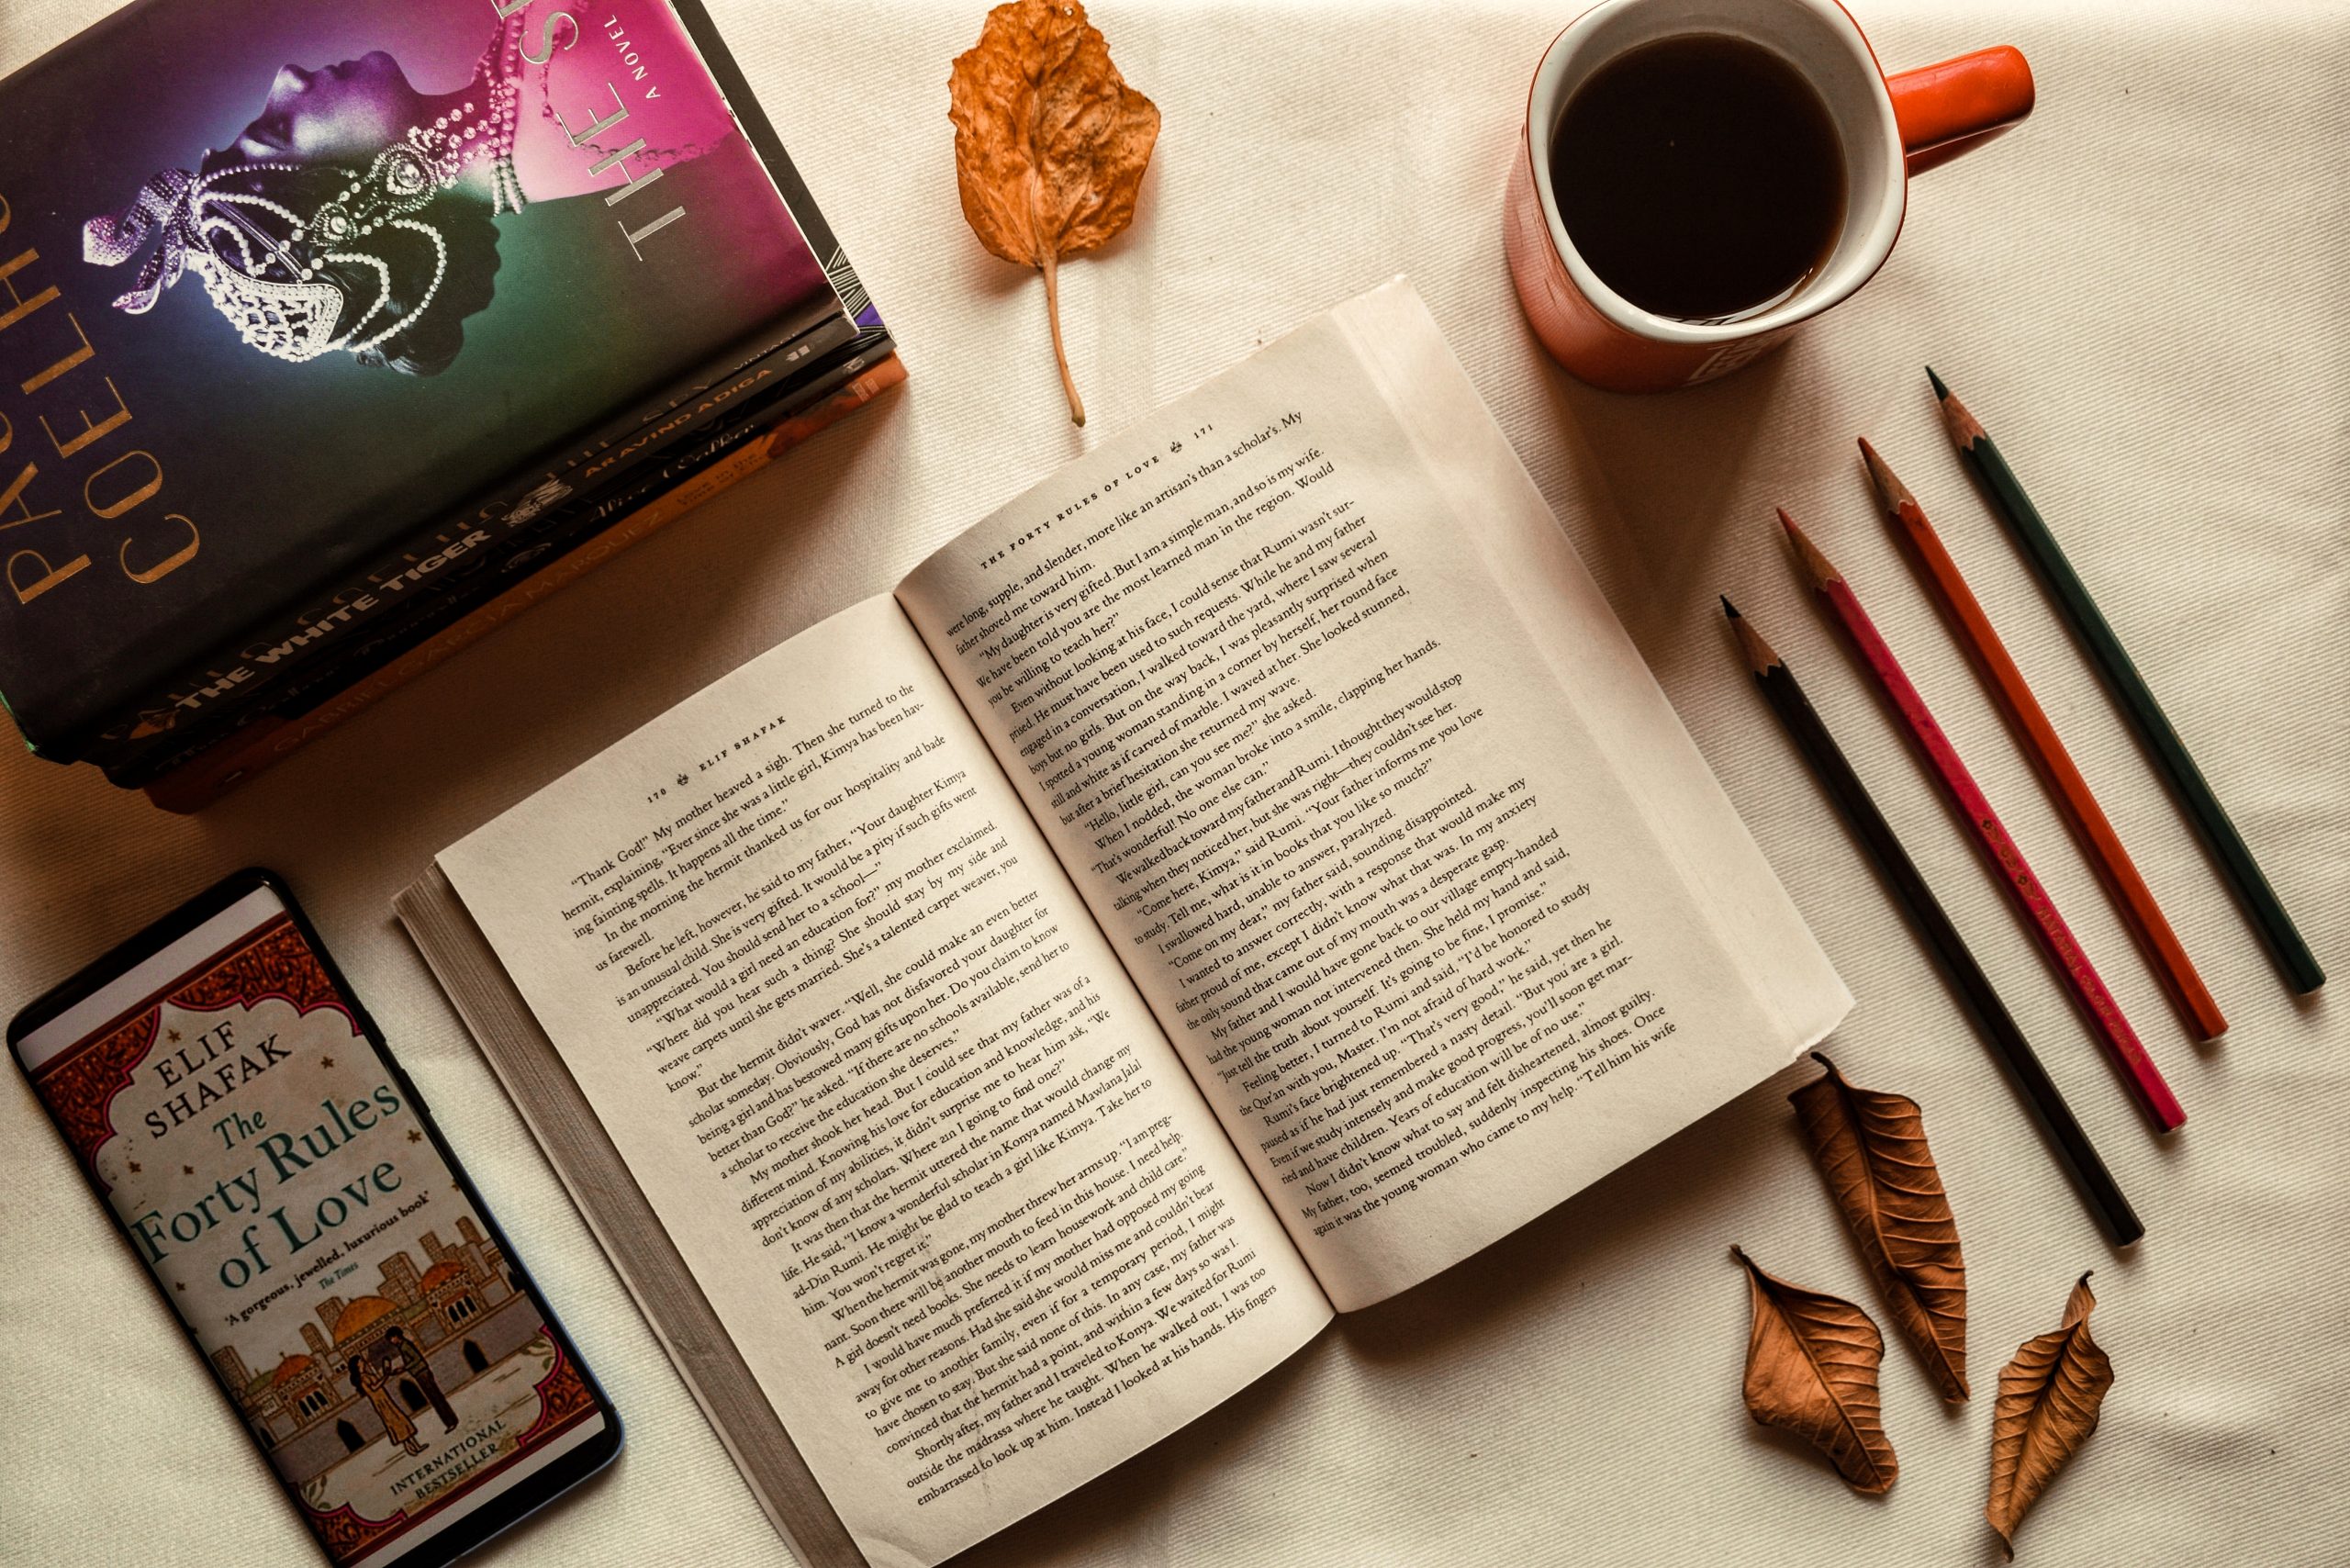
top-left (1506, 20), bottom-right (2033, 393)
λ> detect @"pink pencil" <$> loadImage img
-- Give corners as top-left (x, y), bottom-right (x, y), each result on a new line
top-left (1779, 509), bottom-right (2185, 1133)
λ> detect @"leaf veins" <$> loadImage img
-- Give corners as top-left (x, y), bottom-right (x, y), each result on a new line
top-left (1732, 1245), bottom-right (1899, 1495)
top-left (1986, 1272), bottom-right (2113, 1557)
top-left (1790, 1052), bottom-right (1968, 1401)
top-left (948, 0), bottom-right (1160, 425)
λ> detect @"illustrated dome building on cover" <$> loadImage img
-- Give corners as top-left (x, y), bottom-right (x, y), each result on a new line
top-left (207, 1217), bottom-right (533, 1484)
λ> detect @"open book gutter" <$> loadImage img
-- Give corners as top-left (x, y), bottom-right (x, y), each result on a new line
top-left (403, 279), bottom-right (1850, 1568)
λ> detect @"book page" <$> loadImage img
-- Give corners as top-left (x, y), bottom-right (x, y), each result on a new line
top-left (438, 595), bottom-right (1329, 1568)
top-left (897, 283), bottom-right (1848, 1312)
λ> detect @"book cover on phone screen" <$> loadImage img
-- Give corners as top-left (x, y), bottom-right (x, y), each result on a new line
top-left (17, 900), bottom-right (611, 1562)
top-left (0, 0), bottom-right (886, 767)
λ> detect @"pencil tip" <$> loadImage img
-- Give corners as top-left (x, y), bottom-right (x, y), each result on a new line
top-left (1936, 385), bottom-right (1988, 449)
top-left (1726, 600), bottom-right (1780, 673)
top-left (1777, 508), bottom-right (1841, 587)
top-left (1856, 438), bottom-right (1914, 516)
top-left (1925, 365), bottom-right (1950, 399)
top-left (1720, 594), bottom-right (1740, 620)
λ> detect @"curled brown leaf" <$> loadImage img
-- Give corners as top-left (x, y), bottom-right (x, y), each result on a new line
top-left (948, 0), bottom-right (1160, 425)
top-left (1986, 1272), bottom-right (2113, 1558)
top-left (1790, 1052), bottom-right (1968, 1402)
top-left (1731, 1245), bottom-right (1899, 1495)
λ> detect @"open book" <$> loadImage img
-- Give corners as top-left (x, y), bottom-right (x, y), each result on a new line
top-left (397, 281), bottom-right (1849, 1568)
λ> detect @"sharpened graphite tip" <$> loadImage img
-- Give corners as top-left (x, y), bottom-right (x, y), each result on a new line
top-left (1723, 598), bottom-right (1780, 674)
top-left (1857, 438), bottom-right (1913, 516)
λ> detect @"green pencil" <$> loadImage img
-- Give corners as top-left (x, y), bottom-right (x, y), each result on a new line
top-left (1929, 367), bottom-right (2325, 993)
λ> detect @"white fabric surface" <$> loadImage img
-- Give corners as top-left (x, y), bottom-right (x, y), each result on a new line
top-left (3, 3), bottom-right (2344, 1565)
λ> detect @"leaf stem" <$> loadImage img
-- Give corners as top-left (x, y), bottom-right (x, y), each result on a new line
top-left (1041, 251), bottom-right (1085, 427)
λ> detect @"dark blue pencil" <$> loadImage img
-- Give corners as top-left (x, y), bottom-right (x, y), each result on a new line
top-left (1930, 368), bottom-right (2323, 994)
top-left (1724, 597), bottom-right (2143, 1246)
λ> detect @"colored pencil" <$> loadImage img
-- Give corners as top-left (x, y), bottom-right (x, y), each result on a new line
top-left (1929, 368), bottom-right (2325, 994)
top-left (1779, 510), bottom-right (2186, 1132)
top-left (1723, 599), bottom-right (2144, 1244)
top-left (1858, 439), bottom-right (2227, 1043)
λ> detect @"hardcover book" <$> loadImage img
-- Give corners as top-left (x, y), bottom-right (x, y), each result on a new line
top-left (0, 0), bottom-right (884, 767)
top-left (397, 282), bottom-right (1852, 1568)
top-left (143, 352), bottom-right (909, 810)
top-left (110, 333), bottom-right (904, 795)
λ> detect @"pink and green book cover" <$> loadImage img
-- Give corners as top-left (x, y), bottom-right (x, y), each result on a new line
top-left (0, 0), bottom-right (887, 767)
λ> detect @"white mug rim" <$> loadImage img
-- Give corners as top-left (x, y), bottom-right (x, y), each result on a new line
top-left (1526, 0), bottom-right (1908, 347)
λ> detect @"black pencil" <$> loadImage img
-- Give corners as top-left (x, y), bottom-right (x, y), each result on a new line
top-left (1723, 596), bottom-right (2143, 1246)
top-left (1929, 367), bottom-right (2324, 994)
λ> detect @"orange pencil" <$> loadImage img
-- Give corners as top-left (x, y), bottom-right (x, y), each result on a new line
top-left (1858, 441), bottom-right (2227, 1044)
top-left (1782, 509), bottom-right (2185, 1132)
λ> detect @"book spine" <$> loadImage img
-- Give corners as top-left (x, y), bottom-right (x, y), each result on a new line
top-left (109, 329), bottom-right (891, 785)
top-left (667, 0), bottom-right (876, 332)
top-left (142, 355), bottom-right (904, 812)
top-left (76, 309), bottom-right (865, 767)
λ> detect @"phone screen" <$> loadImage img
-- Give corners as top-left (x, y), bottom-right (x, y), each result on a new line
top-left (11, 875), bottom-right (616, 1567)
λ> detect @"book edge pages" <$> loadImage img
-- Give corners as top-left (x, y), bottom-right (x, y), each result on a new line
top-left (393, 868), bottom-right (867, 1568)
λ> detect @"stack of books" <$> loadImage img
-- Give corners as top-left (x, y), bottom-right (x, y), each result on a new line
top-left (0, 0), bottom-right (897, 810)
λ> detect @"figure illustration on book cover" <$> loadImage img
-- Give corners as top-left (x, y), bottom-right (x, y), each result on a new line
top-left (82, 0), bottom-right (754, 375)
top-left (210, 1215), bottom-right (563, 1497)
top-left (0, 0), bottom-right (842, 704)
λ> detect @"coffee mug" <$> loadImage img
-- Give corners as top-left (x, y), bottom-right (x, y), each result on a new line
top-left (1505, 0), bottom-right (2033, 393)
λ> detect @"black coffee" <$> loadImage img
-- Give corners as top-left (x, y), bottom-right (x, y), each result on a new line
top-left (1550, 33), bottom-right (1846, 323)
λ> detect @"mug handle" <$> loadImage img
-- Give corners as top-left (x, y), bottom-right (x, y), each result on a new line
top-left (1887, 45), bottom-right (2036, 176)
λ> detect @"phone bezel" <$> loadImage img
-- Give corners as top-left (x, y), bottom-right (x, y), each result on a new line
top-left (8, 867), bottom-right (623, 1568)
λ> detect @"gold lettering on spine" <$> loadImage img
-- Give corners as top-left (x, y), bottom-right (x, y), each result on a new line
top-left (4, 413), bottom-right (84, 601)
top-left (41, 375), bottom-right (132, 459)
top-left (0, 190), bottom-right (196, 599)
top-left (0, 208), bottom-right (60, 330)
top-left (0, 418), bottom-right (64, 536)
top-left (84, 450), bottom-right (162, 520)
top-left (20, 311), bottom-right (95, 395)
top-left (122, 513), bottom-right (199, 584)
top-left (6, 548), bottom-right (86, 603)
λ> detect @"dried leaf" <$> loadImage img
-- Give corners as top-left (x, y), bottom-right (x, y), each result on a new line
top-left (1790, 1052), bottom-right (1968, 1402)
top-left (1987, 1272), bottom-right (2113, 1558)
top-left (949, 0), bottom-right (1160, 425)
top-left (1731, 1246), bottom-right (1899, 1495)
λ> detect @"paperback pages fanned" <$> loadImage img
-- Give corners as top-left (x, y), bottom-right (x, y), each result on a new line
top-left (402, 280), bottom-right (1849, 1568)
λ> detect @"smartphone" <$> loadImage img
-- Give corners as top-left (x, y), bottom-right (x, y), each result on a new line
top-left (10, 869), bottom-right (621, 1568)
